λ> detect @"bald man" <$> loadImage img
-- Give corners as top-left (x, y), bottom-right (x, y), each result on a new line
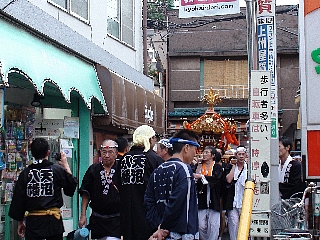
top-left (79, 140), bottom-right (121, 240)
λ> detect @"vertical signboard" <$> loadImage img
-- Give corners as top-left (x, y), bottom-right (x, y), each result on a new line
top-left (250, 70), bottom-right (271, 237)
top-left (256, 0), bottom-right (277, 139)
top-left (304, 0), bottom-right (320, 125)
top-left (300, 0), bottom-right (320, 179)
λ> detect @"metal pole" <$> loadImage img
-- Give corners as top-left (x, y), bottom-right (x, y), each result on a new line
top-left (165, 14), bottom-right (169, 135)
top-left (143, 0), bottom-right (148, 75)
top-left (269, 0), bottom-right (280, 224)
top-left (247, 1), bottom-right (279, 238)
top-left (245, 0), bottom-right (258, 180)
top-left (246, 0), bottom-right (258, 72)
top-left (237, 181), bottom-right (255, 240)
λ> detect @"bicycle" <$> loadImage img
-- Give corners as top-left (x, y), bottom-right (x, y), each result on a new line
top-left (271, 183), bottom-right (319, 239)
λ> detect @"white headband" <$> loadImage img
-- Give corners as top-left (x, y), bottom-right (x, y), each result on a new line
top-left (236, 146), bottom-right (247, 153)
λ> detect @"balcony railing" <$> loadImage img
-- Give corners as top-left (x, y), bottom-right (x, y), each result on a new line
top-left (201, 85), bottom-right (249, 99)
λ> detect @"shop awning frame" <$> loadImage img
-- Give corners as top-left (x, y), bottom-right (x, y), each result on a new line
top-left (0, 18), bottom-right (107, 112)
top-left (95, 65), bottom-right (165, 134)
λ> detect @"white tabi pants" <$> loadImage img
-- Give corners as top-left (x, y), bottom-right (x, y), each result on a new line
top-left (227, 208), bottom-right (241, 240)
top-left (198, 209), bottom-right (220, 240)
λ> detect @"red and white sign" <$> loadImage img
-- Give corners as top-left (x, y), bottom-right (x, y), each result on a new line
top-left (300, 0), bottom-right (320, 179)
top-left (179, 0), bottom-right (240, 18)
top-left (250, 70), bottom-right (271, 237)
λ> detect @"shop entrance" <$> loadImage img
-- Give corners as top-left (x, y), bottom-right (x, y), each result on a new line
top-left (1, 71), bottom-right (85, 239)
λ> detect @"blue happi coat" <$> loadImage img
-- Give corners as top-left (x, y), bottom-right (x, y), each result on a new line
top-left (144, 158), bottom-right (199, 239)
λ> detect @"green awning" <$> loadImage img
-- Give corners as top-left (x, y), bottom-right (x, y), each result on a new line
top-left (0, 18), bottom-right (107, 112)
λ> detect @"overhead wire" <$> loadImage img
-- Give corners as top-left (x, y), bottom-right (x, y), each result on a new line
top-left (148, 4), bottom-right (298, 65)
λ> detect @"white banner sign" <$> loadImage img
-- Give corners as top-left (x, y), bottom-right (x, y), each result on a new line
top-left (34, 119), bottom-right (64, 137)
top-left (250, 212), bottom-right (270, 237)
top-left (257, 0), bottom-right (277, 139)
top-left (179, 0), bottom-right (240, 18)
top-left (250, 70), bottom-right (271, 237)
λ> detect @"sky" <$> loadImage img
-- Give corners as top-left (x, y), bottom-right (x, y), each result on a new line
top-left (239, 0), bottom-right (299, 7)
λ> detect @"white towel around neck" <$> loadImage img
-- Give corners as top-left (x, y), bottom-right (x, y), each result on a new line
top-left (278, 155), bottom-right (292, 183)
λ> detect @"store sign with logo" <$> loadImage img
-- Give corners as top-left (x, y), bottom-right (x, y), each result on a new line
top-left (301, 0), bottom-right (320, 179)
top-left (311, 48), bottom-right (320, 74)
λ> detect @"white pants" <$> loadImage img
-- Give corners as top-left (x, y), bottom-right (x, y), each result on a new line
top-left (97, 237), bottom-right (120, 240)
top-left (198, 209), bottom-right (220, 240)
top-left (227, 208), bottom-right (241, 240)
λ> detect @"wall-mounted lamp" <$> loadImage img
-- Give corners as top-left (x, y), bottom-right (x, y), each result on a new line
top-left (31, 93), bottom-right (44, 107)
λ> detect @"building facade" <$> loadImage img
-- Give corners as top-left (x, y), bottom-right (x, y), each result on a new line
top-left (166, 5), bottom-right (299, 146)
top-left (0, 0), bottom-right (164, 238)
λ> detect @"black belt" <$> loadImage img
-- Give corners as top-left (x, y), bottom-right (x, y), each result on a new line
top-left (92, 211), bottom-right (120, 219)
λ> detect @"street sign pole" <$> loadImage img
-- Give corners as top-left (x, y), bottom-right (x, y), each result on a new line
top-left (246, 0), bottom-right (279, 237)
top-left (245, 0), bottom-right (258, 181)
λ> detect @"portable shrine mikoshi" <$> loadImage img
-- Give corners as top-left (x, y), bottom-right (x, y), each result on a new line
top-left (183, 89), bottom-right (239, 151)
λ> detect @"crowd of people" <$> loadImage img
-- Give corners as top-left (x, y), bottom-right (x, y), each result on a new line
top-left (8, 126), bottom-right (305, 240)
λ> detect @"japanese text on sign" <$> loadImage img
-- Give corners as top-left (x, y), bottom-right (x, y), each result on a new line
top-left (250, 213), bottom-right (270, 237)
top-left (257, 0), bottom-right (274, 15)
top-left (250, 71), bottom-right (271, 212)
top-left (257, 0), bottom-right (277, 139)
top-left (250, 71), bottom-right (271, 237)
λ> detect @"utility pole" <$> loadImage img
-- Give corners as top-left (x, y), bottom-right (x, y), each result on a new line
top-left (245, 0), bottom-right (258, 180)
top-left (246, 0), bottom-right (279, 238)
top-left (143, 0), bottom-right (148, 76)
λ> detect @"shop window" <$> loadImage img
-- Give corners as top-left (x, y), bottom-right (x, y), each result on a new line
top-left (2, 105), bottom-right (76, 237)
top-left (107, 0), bottom-right (135, 47)
top-left (48, 0), bottom-right (89, 21)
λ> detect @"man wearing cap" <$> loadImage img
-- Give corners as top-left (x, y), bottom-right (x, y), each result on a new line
top-left (120, 125), bottom-right (164, 240)
top-left (225, 145), bottom-right (247, 240)
top-left (78, 139), bottom-right (121, 240)
top-left (156, 139), bottom-right (173, 161)
top-left (145, 129), bottom-right (200, 240)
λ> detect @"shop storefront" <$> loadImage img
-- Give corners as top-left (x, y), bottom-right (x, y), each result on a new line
top-left (92, 65), bottom-right (165, 149)
top-left (0, 17), bottom-right (107, 239)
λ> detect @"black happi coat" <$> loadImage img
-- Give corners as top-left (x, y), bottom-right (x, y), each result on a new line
top-left (120, 146), bottom-right (164, 240)
top-left (196, 163), bottom-right (223, 211)
top-left (279, 159), bottom-right (306, 199)
top-left (9, 160), bottom-right (77, 238)
top-left (222, 163), bottom-right (235, 210)
top-left (79, 161), bottom-right (121, 239)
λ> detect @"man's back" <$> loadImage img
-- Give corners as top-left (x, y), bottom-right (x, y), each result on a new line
top-left (120, 146), bottom-right (163, 240)
top-left (145, 158), bottom-right (199, 237)
top-left (9, 160), bottom-right (77, 238)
